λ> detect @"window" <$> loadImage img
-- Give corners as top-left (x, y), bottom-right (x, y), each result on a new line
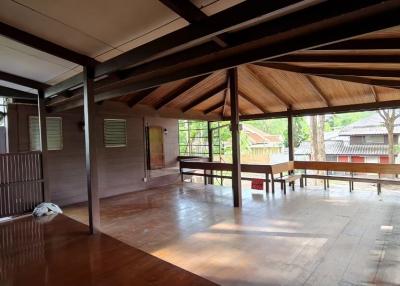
top-left (29, 116), bottom-right (63, 151)
top-left (178, 120), bottom-right (209, 156)
top-left (365, 135), bottom-right (384, 144)
top-left (104, 119), bottom-right (127, 147)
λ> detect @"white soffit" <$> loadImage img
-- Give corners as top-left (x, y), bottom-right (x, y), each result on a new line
top-left (0, 80), bottom-right (37, 94)
top-left (0, 35), bottom-right (78, 83)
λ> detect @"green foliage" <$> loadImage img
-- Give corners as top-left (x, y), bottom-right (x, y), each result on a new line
top-left (325, 111), bottom-right (372, 131)
top-left (245, 117), bottom-right (310, 147)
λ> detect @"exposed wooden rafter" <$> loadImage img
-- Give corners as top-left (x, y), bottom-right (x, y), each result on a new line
top-left (182, 82), bottom-right (226, 112)
top-left (238, 90), bottom-right (269, 113)
top-left (204, 100), bottom-right (225, 114)
top-left (258, 62), bottom-right (400, 78)
top-left (0, 71), bottom-right (49, 90)
top-left (158, 0), bottom-right (228, 47)
top-left (239, 99), bottom-right (400, 121)
top-left (313, 38), bottom-right (400, 51)
top-left (0, 21), bottom-right (96, 66)
top-left (154, 74), bottom-right (209, 110)
top-left (244, 65), bottom-right (290, 108)
top-left (371, 86), bottom-right (379, 102)
top-left (256, 62), bottom-right (400, 89)
top-left (305, 75), bottom-right (330, 107)
top-left (127, 87), bottom-right (158, 108)
top-left (0, 86), bottom-right (37, 100)
top-left (272, 53), bottom-right (400, 64)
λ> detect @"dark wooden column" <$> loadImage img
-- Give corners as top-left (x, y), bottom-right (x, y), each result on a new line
top-left (207, 121), bottom-right (213, 184)
top-left (229, 68), bottom-right (242, 207)
top-left (288, 107), bottom-right (294, 161)
top-left (83, 66), bottom-right (100, 234)
top-left (37, 90), bottom-right (50, 201)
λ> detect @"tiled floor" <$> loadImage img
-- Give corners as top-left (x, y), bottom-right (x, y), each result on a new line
top-left (64, 183), bottom-right (400, 286)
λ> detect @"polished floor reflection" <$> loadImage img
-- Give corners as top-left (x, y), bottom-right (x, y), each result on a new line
top-left (0, 214), bottom-right (218, 286)
top-left (65, 183), bottom-right (400, 286)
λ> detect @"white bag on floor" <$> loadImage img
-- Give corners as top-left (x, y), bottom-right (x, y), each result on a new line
top-left (33, 202), bottom-right (63, 217)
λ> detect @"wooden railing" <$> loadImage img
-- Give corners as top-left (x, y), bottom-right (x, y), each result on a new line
top-left (0, 152), bottom-right (44, 217)
top-left (294, 161), bottom-right (400, 175)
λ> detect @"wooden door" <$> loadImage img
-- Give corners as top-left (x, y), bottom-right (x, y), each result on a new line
top-left (148, 126), bottom-right (165, 169)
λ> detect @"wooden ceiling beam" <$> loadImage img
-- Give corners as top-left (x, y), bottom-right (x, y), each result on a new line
top-left (158, 0), bottom-right (228, 47)
top-left (0, 86), bottom-right (37, 100)
top-left (244, 65), bottom-right (290, 108)
top-left (182, 82), bottom-right (226, 112)
top-left (0, 22), bottom-right (96, 66)
top-left (0, 71), bottom-right (49, 90)
top-left (239, 99), bottom-right (400, 121)
top-left (238, 90), bottom-right (269, 113)
top-left (305, 75), bottom-right (330, 107)
top-left (371, 86), bottom-right (379, 102)
top-left (204, 100), bottom-right (225, 114)
top-left (154, 74), bottom-right (209, 110)
top-left (258, 62), bottom-right (400, 78)
top-left (256, 62), bottom-right (400, 89)
top-left (127, 87), bottom-right (158, 108)
top-left (313, 38), bottom-right (400, 51)
top-left (272, 53), bottom-right (400, 64)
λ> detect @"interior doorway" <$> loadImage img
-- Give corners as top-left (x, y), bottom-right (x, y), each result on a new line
top-left (147, 126), bottom-right (165, 170)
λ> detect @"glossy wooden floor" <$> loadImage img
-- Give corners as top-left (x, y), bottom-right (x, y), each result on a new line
top-left (0, 214), bottom-right (218, 286)
top-left (64, 183), bottom-right (400, 286)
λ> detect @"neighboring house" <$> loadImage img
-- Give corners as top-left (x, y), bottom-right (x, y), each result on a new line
top-left (241, 124), bottom-right (284, 163)
top-left (295, 113), bottom-right (399, 163)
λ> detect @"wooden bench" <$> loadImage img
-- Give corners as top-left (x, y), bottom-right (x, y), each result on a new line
top-left (294, 161), bottom-right (400, 194)
top-left (267, 161), bottom-right (301, 195)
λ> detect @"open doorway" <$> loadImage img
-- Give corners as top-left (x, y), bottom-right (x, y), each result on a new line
top-left (147, 126), bottom-right (165, 170)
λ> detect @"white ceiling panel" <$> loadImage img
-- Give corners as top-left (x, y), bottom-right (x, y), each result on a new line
top-left (0, 0), bottom-right (111, 57)
top-left (0, 36), bottom-right (76, 83)
top-left (0, 80), bottom-right (37, 94)
top-left (6, 0), bottom-right (181, 53)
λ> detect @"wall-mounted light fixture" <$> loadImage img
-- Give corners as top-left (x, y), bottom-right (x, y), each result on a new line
top-left (164, 128), bottom-right (168, 135)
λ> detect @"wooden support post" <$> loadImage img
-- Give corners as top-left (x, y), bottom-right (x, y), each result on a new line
top-left (83, 66), bottom-right (100, 234)
top-left (271, 173), bottom-right (275, 194)
top-left (37, 90), bottom-right (50, 202)
top-left (287, 107), bottom-right (294, 162)
top-left (265, 173), bottom-right (269, 194)
top-left (207, 121), bottom-right (213, 185)
top-left (229, 68), bottom-right (242, 208)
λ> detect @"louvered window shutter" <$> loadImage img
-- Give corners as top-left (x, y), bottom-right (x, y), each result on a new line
top-left (29, 116), bottom-right (40, 151)
top-left (29, 116), bottom-right (63, 151)
top-left (104, 119), bottom-right (127, 147)
top-left (46, 117), bottom-right (63, 150)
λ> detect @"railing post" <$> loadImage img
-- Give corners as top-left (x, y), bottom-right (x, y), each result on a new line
top-left (83, 66), bottom-right (100, 234)
top-left (207, 121), bottom-right (213, 185)
top-left (287, 107), bottom-right (294, 162)
top-left (37, 89), bottom-right (50, 202)
top-left (229, 67), bottom-right (242, 207)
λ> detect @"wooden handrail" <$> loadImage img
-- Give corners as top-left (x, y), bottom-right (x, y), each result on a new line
top-left (294, 161), bottom-right (400, 174)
